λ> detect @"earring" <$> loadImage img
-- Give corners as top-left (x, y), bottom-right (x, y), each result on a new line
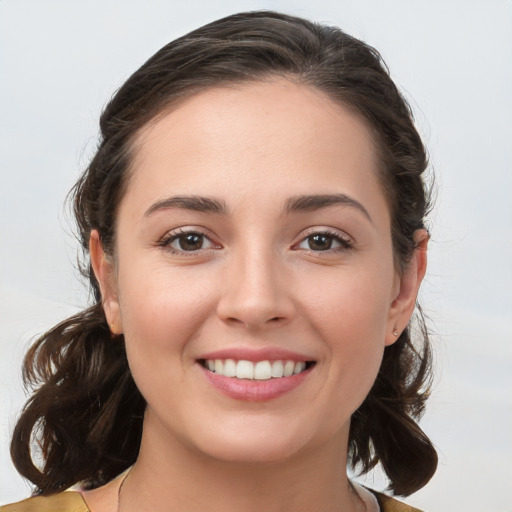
top-left (393, 328), bottom-right (399, 337)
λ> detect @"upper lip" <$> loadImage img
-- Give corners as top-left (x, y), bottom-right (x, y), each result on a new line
top-left (197, 347), bottom-right (315, 363)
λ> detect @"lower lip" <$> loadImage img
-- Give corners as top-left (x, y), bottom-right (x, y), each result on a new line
top-left (199, 364), bottom-right (313, 402)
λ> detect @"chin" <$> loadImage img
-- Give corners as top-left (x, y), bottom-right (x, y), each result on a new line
top-left (188, 416), bottom-right (330, 465)
top-left (199, 437), bottom-right (304, 465)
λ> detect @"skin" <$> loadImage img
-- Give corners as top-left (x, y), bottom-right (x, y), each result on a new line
top-left (86, 79), bottom-right (427, 512)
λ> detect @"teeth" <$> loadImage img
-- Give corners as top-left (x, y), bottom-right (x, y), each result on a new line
top-left (236, 360), bottom-right (254, 379)
top-left (204, 359), bottom-right (310, 380)
top-left (254, 361), bottom-right (272, 380)
top-left (271, 360), bottom-right (284, 378)
top-left (283, 360), bottom-right (295, 377)
top-left (293, 361), bottom-right (306, 375)
top-left (223, 359), bottom-right (237, 377)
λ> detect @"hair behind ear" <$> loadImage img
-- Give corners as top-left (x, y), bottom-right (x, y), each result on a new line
top-left (349, 308), bottom-right (437, 496)
top-left (10, 303), bottom-right (145, 495)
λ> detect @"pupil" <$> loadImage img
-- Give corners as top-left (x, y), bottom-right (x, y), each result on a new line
top-left (179, 234), bottom-right (203, 251)
top-left (309, 234), bottom-right (332, 250)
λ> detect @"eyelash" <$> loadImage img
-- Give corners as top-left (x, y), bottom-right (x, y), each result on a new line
top-left (294, 229), bottom-right (353, 254)
top-left (157, 228), bottom-right (353, 255)
top-left (157, 228), bottom-right (219, 256)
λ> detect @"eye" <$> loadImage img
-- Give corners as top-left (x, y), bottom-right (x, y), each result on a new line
top-left (159, 229), bottom-right (218, 254)
top-left (296, 230), bottom-right (353, 252)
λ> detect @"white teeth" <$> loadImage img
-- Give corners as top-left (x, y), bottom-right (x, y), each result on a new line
top-left (236, 360), bottom-right (254, 379)
top-left (283, 360), bottom-right (295, 377)
top-left (223, 359), bottom-right (237, 377)
top-left (293, 361), bottom-right (306, 375)
top-left (254, 361), bottom-right (272, 380)
top-left (204, 358), bottom-right (310, 380)
top-left (271, 360), bottom-right (284, 378)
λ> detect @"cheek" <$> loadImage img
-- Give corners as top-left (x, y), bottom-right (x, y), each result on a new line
top-left (299, 266), bottom-right (392, 392)
top-left (116, 262), bottom-right (224, 421)
top-left (302, 265), bottom-right (392, 340)
top-left (116, 262), bottom-right (219, 367)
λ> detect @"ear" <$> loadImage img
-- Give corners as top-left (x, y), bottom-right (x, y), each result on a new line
top-left (385, 229), bottom-right (428, 346)
top-left (89, 230), bottom-right (123, 335)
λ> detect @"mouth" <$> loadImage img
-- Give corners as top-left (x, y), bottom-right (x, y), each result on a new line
top-left (199, 358), bottom-right (316, 380)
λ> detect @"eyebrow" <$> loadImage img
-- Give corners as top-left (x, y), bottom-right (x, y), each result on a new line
top-left (285, 194), bottom-right (372, 222)
top-left (144, 193), bottom-right (372, 222)
top-left (144, 195), bottom-right (227, 217)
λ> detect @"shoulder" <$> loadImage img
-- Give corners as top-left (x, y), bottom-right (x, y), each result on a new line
top-left (372, 491), bottom-right (424, 512)
top-left (0, 492), bottom-right (90, 512)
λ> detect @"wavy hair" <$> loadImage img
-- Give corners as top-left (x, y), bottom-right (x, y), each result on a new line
top-left (11, 10), bottom-right (437, 496)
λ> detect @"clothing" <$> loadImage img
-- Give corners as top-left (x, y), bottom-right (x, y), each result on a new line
top-left (0, 492), bottom-right (88, 512)
top-left (0, 490), bottom-right (424, 512)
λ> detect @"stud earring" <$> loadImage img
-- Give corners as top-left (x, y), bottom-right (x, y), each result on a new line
top-left (393, 328), bottom-right (399, 337)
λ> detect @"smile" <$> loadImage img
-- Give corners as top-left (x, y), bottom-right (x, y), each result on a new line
top-left (200, 359), bottom-right (314, 380)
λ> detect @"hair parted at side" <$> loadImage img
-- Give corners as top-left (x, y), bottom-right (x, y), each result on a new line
top-left (11, 10), bottom-right (437, 496)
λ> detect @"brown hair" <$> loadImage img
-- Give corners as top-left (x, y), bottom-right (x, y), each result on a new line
top-left (11, 10), bottom-right (437, 497)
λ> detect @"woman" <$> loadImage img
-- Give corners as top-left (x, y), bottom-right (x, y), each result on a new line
top-left (2, 11), bottom-right (437, 512)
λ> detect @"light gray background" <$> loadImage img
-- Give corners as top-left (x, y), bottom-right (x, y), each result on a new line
top-left (1, 1), bottom-right (511, 510)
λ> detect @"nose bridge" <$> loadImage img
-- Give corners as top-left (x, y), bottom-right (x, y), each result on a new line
top-left (217, 237), bottom-right (293, 329)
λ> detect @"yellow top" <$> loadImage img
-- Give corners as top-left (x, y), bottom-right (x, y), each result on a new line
top-left (0, 490), bottom-right (423, 512)
top-left (0, 492), bottom-right (88, 512)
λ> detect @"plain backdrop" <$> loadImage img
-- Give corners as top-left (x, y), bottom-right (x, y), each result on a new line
top-left (1, 1), bottom-right (511, 510)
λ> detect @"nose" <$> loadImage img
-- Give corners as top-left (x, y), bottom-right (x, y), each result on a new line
top-left (216, 246), bottom-right (296, 330)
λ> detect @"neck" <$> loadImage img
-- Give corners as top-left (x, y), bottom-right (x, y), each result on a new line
top-left (119, 415), bottom-right (362, 512)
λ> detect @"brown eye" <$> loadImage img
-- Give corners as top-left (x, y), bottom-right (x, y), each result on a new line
top-left (307, 234), bottom-right (333, 251)
top-left (177, 233), bottom-right (204, 251)
top-left (160, 230), bottom-right (217, 254)
top-left (296, 230), bottom-right (353, 252)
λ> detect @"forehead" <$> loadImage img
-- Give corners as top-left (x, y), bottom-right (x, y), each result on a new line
top-left (124, 79), bottom-right (387, 220)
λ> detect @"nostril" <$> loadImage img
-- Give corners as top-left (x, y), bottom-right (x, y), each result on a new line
top-left (225, 317), bottom-right (245, 325)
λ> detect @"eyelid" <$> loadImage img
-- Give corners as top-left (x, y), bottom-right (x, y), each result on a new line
top-left (292, 226), bottom-right (354, 252)
top-left (157, 226), bottom-right (222, 255)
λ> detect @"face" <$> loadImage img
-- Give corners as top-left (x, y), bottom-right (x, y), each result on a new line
top-left (92, 79), bottom-right (425, 465)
